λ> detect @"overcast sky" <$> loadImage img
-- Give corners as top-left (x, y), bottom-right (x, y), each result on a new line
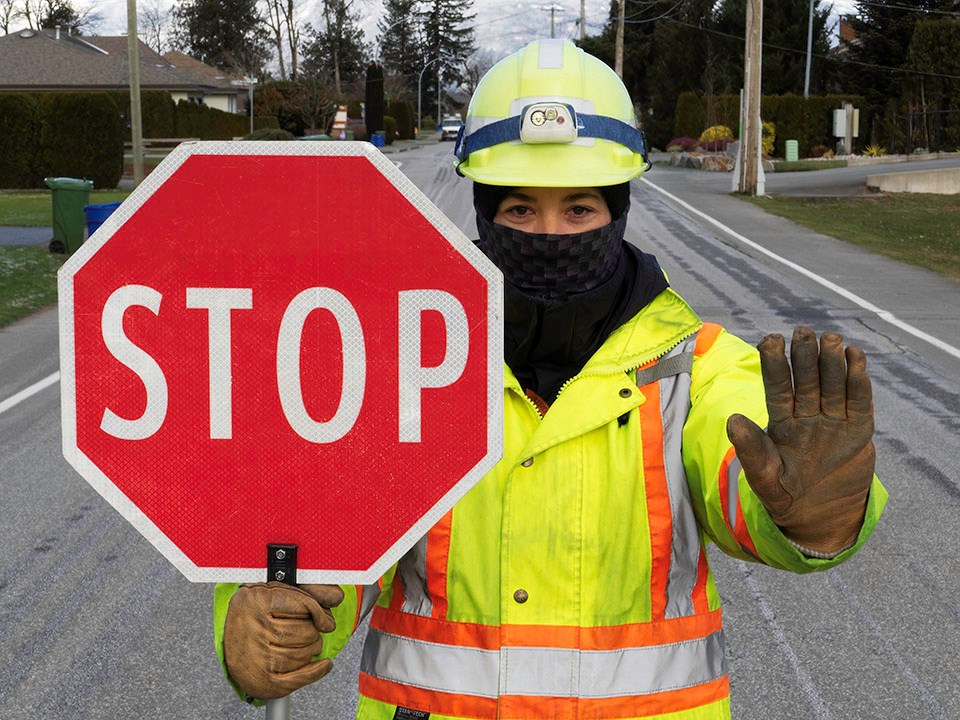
top-left (13, 0), bottom-right (859, 61)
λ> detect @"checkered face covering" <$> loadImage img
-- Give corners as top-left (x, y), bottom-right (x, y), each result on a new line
top-left (476, 212), bottom-right (628, 302)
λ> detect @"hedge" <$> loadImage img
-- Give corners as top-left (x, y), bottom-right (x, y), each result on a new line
top-left (174, 99), bottom-right (249, 139)
top-left (0, 94), bottom-right (43, 188)
top-left (674, 92), bottom-right (869, 158)
top-left (388, 100), bottom-right (414, 140)
top-left (39, 93), bottom-right (123, 188)
top-left (383, 115), bottom-right (397, 145)
top-left (108, 90), bottom-right (177, 139)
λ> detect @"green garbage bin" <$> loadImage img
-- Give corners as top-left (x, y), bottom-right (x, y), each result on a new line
top-left (45, 177), bottom-right (93, 254)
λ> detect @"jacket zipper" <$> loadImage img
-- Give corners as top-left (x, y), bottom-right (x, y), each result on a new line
top-left (551, 328), bottom-right (699, 404)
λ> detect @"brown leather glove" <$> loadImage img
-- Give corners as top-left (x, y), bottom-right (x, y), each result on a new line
top-left (726, 327), bottom-right (876, 554)
top-left (223, 582), bottom-right (345, 700)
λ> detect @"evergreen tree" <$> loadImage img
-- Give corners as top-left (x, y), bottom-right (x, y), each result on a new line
top-left (300, 0), bottom-right (368, 96)
top-left (377, 0), bottom-right (424, 92)
top-left (713, 0), bottom-right (832, 96)
top-left (906, 18), bottom-right (960, 150)
top-left (839, 0), bottom-right (960, 147)
top-left (365, 61), bottom-right (385, 137)
top-left (417, 0), bottom-right (476, 120)
top-left (173, 0), bottom-right (269, 76)
top-left (39, 0), bottom-right (80, 33)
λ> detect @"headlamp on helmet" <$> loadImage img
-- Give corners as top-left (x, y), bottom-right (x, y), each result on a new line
top-left (520, 103), bottom-right (578, 145)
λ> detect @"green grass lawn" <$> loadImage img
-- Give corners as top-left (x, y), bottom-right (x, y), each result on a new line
top-left (741, 193), bottom-right (960, 280)
top-left (0, 190), bottom-right (131, 227)
top-left (0, 246), bottom-right (66, 327)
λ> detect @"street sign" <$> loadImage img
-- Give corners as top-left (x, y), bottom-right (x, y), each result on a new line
top-left (59, 141), bottom-right (503, 585)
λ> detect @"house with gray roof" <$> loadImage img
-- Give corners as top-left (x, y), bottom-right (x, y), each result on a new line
top-left (0, 27), bottom-right (246, 114)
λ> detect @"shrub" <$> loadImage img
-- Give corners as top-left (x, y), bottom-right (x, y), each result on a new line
top-left (243, 127), bottom-right (296, 140)
top-left (254, 116), bottom-right (280, 130)
top-left (810, 144), bottom-right (831, 158)
top-left (761, 121), bottom-right (776, 156)
top-left (39, 93), bottom-right (123, 188)
top-left (700, 125), bottom-right (733, 143)
top-left (383, 115), bottom-right (397, 145)
top-left (0, 94), bottom-right (43, 188)
top-left (863, 144), bottom-right (887, 157)
top-left (665, 137), bottom-right (701, 152)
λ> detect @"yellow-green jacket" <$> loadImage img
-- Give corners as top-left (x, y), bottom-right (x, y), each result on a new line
top-left (214, 288), bottom-right (886, 719)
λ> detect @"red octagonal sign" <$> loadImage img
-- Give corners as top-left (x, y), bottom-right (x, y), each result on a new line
top-left (59, 142), bottom-right (503, 584)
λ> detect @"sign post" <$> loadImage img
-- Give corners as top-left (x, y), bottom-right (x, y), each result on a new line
top-left (58, 141), bottom-right (503, 709)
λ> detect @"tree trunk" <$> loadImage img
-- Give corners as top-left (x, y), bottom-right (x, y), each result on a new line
top-left (284, 0), bottom-right (298, 80)
top-left (267, 0), bottom-right (287, 81)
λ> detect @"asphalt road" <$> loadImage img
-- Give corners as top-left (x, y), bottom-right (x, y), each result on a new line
top-left (1, 141), bottom-right (958, 719)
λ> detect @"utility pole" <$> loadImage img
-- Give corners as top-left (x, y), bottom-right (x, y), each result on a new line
top-left (738, 0), bottom-right (763, 195)
top-left (541, 5), bottom-right (563, 38)
top-left (126, 0), bottom-right (144, 187)
top-left (580, 0), bottom-right (585, 39)
top-left (803, 0), bottom-right (814, 97)
top-left (615, 0), bottom-right (625, 78)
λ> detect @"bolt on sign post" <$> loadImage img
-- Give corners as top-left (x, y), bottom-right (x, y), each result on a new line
top-left (58, 141), bottom-right (504, 716)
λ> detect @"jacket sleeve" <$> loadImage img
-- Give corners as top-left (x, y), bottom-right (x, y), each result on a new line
top-left (212, 574), bottom-right (390, 702)
top-left (681, 323), bottom-right (887, 573)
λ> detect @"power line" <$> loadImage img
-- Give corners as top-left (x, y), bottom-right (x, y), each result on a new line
top-left (661, 16), bottom-right (960, 81)
top-left (850, 0), bottom-right (960, 18)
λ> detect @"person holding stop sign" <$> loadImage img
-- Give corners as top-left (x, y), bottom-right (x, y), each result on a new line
top-left (214, 39), bottom-right (886, 718)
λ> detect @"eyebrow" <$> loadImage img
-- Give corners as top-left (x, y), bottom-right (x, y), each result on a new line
top-left (502, 191), bottom-right (603, 203)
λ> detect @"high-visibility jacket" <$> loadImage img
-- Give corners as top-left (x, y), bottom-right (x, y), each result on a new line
top-left (214, 288), bottom-right (887, 720)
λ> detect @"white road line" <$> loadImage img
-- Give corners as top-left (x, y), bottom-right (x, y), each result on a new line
top-left (641, 177), bottom-right (960, 360)
top-left (0, 372), bottom-right (60, 416)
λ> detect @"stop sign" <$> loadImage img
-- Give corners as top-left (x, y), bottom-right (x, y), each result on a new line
top-left (59, 141), bottom-right (503, 585)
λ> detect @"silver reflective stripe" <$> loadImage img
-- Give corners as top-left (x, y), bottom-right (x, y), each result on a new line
top-left (358, 582), bottom-right (382, 624)
top-left (727, 455), bottom-right (743, 532)
top-left (505, 631), bottom-right (726, 698)
top-left (363, 626), bottom-right (726, 700)
top-left (538, 38), bottom-right (565, 68)
top-left (643, 340), bottom-right (700, 619)
top-left (362, 627), bottom-right (499, 698)
top-left (396, 535), bottom-right (432, 617)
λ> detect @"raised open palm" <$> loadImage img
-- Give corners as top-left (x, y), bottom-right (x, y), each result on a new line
top-left (726, 327), bottom-right (876, 554)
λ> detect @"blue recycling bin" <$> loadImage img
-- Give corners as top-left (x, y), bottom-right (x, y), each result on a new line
top-left (370, 132), bottom-right (385, 148)
top-left (83, 201), bottom-right (122, 238)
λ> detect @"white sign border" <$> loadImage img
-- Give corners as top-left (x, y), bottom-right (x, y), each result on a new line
top-left (59, 141), bottom-right (504, 585)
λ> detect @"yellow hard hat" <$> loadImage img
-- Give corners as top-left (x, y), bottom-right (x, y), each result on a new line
top-left (455, 39), bottom-right (650, 187)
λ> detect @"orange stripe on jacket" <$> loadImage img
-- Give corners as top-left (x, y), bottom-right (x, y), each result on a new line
top-left (691, 546), bottom-right (711, 615)
top-left (639, 375), bottom-right (671, 622)
top-left (694, 323), bottom-right (724, 356)
top-left (499, 676), bottom-right (730, 720)
top-left (372, 606), bottom-right (723, 651)
top-left (426, 509), bottom-right (454, 620)
top-left (360, 672), bottom-right (497, 719)
top-left (361, 672), bottom-right (730, 720)
top-left (718, 445), bottom-right (760, 557)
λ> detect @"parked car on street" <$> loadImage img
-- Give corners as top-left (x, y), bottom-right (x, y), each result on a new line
top-left (440, 116), bottom-right (464, 141)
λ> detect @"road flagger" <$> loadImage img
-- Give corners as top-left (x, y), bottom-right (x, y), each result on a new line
top-left (214, 39), bottom-right (886, 719)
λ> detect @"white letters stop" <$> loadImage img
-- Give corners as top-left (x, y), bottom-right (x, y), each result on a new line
top-left (98, 285), bottom-right (469, 443)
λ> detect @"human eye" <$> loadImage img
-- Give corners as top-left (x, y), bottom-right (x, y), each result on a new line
top-left (503, 204), bottom-right (532, 219)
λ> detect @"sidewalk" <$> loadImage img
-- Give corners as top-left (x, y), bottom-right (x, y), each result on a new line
top-left (0, 226), bottom-right (51, 247)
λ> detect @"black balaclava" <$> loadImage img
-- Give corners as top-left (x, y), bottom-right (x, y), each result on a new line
top-left (473, 182), bottom-right (669, 403)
